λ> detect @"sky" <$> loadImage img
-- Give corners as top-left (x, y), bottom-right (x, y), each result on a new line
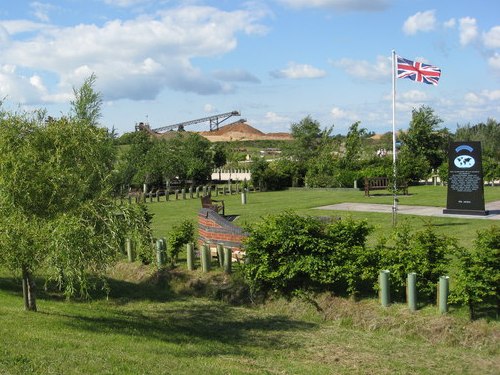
top-left (0, 0), bottom-right (499, 135)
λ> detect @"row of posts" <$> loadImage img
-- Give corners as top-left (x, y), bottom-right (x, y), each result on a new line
top-left (379, 270), bottom-right (450, 314)
top-left (189, 243), bottom-right (233, 274)
top-left (125, 238), bottom-right (232, 274)
top-left (126, 242), bottom-right (448, 311)
top-left (126, 184), bottom-right (250, 204)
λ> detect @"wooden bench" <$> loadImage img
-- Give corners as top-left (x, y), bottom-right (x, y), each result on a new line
top-left (201, 195), bottom-right (225, 215)
top-left (364, 177), bottom-right (407, 196)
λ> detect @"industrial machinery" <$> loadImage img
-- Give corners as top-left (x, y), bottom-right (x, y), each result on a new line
top-left (136, 111), bottom-right (242, 133)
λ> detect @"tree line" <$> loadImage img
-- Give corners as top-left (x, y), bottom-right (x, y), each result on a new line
top-left (249, 106), bottom-right (500, 191)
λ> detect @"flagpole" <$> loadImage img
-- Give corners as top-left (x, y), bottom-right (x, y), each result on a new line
top-left (392, 50), bottom-right (398, 226)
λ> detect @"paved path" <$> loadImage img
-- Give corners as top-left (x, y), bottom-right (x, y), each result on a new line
top-left (315, 201), bottom-right (500, 220)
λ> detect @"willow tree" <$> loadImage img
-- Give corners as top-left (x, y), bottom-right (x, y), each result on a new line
top-left (0, 80), bottom-right (151, 311)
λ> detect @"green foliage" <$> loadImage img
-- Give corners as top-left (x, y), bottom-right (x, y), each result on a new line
top-left (282, 116), bottom-right (333, 186)
top-left (70, 73), bottom-right (103, 127)
top-left (377, 223), bottom-right (452, 301)
top-left (250, 158), bottom-right (291, 191)
top-left (396, 147), bottom-right (430, 183)
top-left (116, 132), bottom-right (214, 189)
top-left (167, 220), bottom-right (195, 264)
top-left (399, 105), bottom-right (449, 178)
top-left (243, 212), bottom-right (372, 298)
top-left (450, 226), bottom-right (499, 320)
top-left (454, 118), bottom-right (500, 160)
top-left (0, 97), bottom-right (152, 302)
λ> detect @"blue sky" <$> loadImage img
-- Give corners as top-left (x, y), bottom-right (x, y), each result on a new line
top-left (1, 0), bottom-right (499, 135)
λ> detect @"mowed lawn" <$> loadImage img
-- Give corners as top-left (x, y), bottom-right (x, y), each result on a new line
top-left (1, 185), bottom-right (499, 374)
top-left (149, 185), bottom-right (500, 248)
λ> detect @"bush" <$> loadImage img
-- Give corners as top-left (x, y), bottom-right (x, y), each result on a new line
top-left (242, 212), bottom-right (373, 298)
top-left (451, 226), bottom-right (499, 320)
top-left (377, 223), bottom-right (452, 301)
top-left (167, 220), bottom-right (195, 265)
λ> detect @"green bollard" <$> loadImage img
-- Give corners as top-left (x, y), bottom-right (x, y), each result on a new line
top-left (407, 272), bottom-right (417, 312)
top-left (379, 270), bottom-right (390, 307)
top-left (175, 190), bottom-right (179, 200)
top-left (196, 186), bottom-right (200, 198)
top-left (182, 188), bottom-right (186, 200)
top-left (438, 276), bottom-right (449, 314)
top-left (156, 239), bottom-right (165, 267)
top-left (241, 190), bottom-right (247, 205)
top-left (186, 243), bottom-right (194, 271)
top-left (126, 238), bottom-right (134, 262)
top-left (201, 244), bottom-right (211, 273)
top-left (217, 244), bottom-right (224, 267)
top-left (189, 187), bottom-right (193, 199)
top-left (223, 247), bottom-right (232, 274)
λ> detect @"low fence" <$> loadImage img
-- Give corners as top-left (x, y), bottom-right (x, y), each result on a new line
top-left (122, 182), bottom-right (257, 204)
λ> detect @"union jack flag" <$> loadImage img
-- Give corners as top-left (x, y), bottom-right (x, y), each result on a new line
top-left (397, 56), bottom-right (441, 85)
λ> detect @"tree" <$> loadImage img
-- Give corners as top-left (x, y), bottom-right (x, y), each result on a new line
top-left (282, 116), bottom-right (333, 186)
top-left (341, 121), bottom-right (367, 168)
top-left (0, 81), bottom-right (152, 311)
top-left (399, 106), bottom-right (449, 180)
top-left (70, 73), bottom-right (103, 126)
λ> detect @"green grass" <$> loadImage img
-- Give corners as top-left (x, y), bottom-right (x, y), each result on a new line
top-left (148, 185), bottom-right (500, 248)
top-left (1, 265), bottom-right (499, 375)
top-left (1, 186), bottom-right (499, 374)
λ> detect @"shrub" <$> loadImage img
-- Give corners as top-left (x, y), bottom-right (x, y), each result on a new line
top-left (168, 220), bottom-right (195, 265)
top-left (242, 212), bottom-right (373, 298)
top-left (451, 226), bottom-right (499, 320)
top-left (377, 223), bottom-right (452, 301)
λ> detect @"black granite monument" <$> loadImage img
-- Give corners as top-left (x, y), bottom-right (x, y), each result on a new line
top-left (443, 141), bottom-right (489, 216)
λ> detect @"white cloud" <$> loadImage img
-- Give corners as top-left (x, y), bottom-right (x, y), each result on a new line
top-left (458, 17), bottom-right (478, 46)
top-left (276, 0), bottom-right (389, 12)
top-left (330, 106), bottom-right (357, 121)
top-left (271, 62), bottom-right (326, 79)
top-left (0, 20), bottom-right (50, 35)
top-left (204, 104), bottom-right (217, 113)
top-left (481, 89), bottom-right (500, 101)
top-left (400, 90), bottom-right (428, 101)
top-left (403, 10), bottom-right (436, 35)
top-left (483, 26), bottom-right (500, 49)
top-left (488, 53), bottom-right (500, 71)
top-left (443, 18), bottom-right (456, 29)
top-left (213, 69), bottom-right (260, 83)
top-left (0, 5), bottom-right (268, 104)
top-left (30, 2), bottom-right (56, 23)
top-left (264, 111), bottom-right (290, 123)
top-left (103, 0), bottom-right (151, 7)
top-left (465, 92), bottom-right (485, 106)
top-left (332, 55), bottom-right (390, 82)
top-left (465, 89), bottom-right (500, 106)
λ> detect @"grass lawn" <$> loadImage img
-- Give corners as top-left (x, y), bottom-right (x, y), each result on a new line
top-left (1, 186), bottom-right (499, 374)
top-left (148, 185), bottom-right (500, 248)
top-left (1, 264), bottom-right (499, 375)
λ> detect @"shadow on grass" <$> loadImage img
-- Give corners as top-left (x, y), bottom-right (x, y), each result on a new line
top-left (0, 271), bottom-right (178, 304)
top-left (58, 302), bottom-right (317, 357)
